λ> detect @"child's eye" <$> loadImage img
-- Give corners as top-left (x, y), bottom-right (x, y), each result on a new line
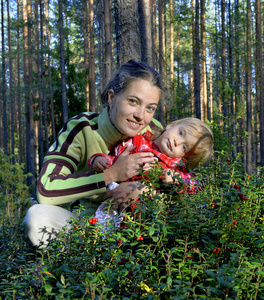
top-left (182, 145), bottom-right (187, 151)
top-left (179, 130), bottom-right (183, 136)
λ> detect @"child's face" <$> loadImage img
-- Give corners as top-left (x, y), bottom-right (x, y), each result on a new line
top-left (154, 124), bottom-right (197, 158)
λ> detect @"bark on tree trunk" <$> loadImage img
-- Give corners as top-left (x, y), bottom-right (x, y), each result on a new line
top-left (7, 0), bottom-right (15, 162)
top-left (256, 0), bottom-right (264, 166)
top-left (114, 0), bottom-right (141, 65)
top-left (194, 0), bottom-right (201, 119)
top-left (2, 0), bottom-right (8, 155)
top-left (59, 0), bottom-right (68, 123)
top-left (246, 0), bottom-right (252, 173)
top-left (139, 0), bottom-right (153, 65)
top-left (200, 0), bottom-right (207, 121)
top-left (88, 0), bottom-right (95, 111)
top-left (104, 0), bottom-right (112, 84)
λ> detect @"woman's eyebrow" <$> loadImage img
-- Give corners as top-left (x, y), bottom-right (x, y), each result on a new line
top-left (128, 95), bottom-right (158, 106)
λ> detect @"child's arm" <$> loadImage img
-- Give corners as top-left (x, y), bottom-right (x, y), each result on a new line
top-left (93, 156), bottom-right (110, 172)
top-left (162, 168), bottom-right (200, 193)
top-left (161, 169), bottom-right (180, 184)
top-left (88, 153), bottom-right (115, 171)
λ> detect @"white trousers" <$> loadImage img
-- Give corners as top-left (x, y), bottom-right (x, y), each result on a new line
top-left (23, 204), bottom-right (77, 247)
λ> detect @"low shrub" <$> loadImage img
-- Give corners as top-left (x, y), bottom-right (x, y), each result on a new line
top-left (0, 153), bottom-right (263, 299)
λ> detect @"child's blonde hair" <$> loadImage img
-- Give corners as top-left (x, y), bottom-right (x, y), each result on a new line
top-left (152, 118), bottom-right (214, 169)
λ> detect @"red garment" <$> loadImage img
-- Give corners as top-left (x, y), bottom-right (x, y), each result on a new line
top-left (88, 131), bottom-right (198, 192)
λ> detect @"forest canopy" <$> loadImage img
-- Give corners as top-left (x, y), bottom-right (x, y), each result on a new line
top-left (0, 0), bottom-right (263, 195)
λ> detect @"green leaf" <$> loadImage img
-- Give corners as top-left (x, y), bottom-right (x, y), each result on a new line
top-left (167, 276), bottom-right (172, 287)
top-left (61, 274), bottom-right (65, 286)
top-left (149, 227), bottom-right (155, 236)
top-left (44, 284), bottom-right (52, 293)
top-left (162, 225), bottom-right (167, 236)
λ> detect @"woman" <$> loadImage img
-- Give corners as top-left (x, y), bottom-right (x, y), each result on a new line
top-left (24, 60), bottom-right (163, 247)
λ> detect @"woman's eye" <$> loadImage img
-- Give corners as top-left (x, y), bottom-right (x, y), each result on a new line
top-left (129, 99), bottom-right (137, 105)
top-left (146, 106), bottom-right (156, 113)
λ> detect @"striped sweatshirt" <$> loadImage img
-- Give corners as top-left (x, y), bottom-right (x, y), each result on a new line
top-left (37, 107), bottom-right (162, 215)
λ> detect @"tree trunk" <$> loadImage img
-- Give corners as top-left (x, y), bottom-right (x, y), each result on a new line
top-left (7, 0), bottom-right (15, 161)
top-left (152, 0), bottom-right (157, 70)
top-left (23, 0), bottom-right (35, 194)
top-left (59, 0), bottom-right (68, 123)
top-left (139, 0), bottom-right (153, 65)
top-left (246, 0), bottom-right (252, 173)
top-left (200, 0), bottom-right (207, 121)
top-left (17, 0), bottom-right (23, 163)
top-left (114, 0), bottom-right (141, 65)
top-left (158, 0), bottom-right (164, 124)
top-left (82, 0), bottom-right (89, 110)
top-left (88, 0), bottom-right (95, 111)
top-left (46, 0), bottom-right (55, 142)
top-left (103, 0), bottom-right (112, 84)
top-left (194, 0), bottom-right (201, 119)
top-left (2, 0), bottom-right (8, 155)
top-left (256, 0), bottom-right (264, 166)
top-left (221, 0), bottom-right (227, 118)
top-left (169, 0), bottom-right (174, 83)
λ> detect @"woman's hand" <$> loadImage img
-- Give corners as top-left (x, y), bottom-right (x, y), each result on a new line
top-left (103, 181), bottom-right (148, 213)
top-left (103, 145), bottom-right (157, 185)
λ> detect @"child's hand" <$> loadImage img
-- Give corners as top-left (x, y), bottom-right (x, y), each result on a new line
top-left (162, 169), bottom-right (180, 184)
top-left (93, 156), bottom-right (109, 172)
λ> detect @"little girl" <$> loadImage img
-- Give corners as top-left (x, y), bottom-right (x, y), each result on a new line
top-left (88, 117), bottom-right (214, 232)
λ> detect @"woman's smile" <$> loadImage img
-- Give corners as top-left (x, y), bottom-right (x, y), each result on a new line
top-left (108, 79), bottom-right (160, 137)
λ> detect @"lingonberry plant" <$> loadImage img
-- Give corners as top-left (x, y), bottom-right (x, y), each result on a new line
top-left (0, 152), bottom-right (263, 299)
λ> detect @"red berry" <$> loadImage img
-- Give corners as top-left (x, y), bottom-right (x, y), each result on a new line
top-left (74, 226), bottom-right (78, 230)
top-left (137, 235), bottom-right (143, 241)
top-left (217, 247), bottom-right (221, 252)
top-left (233, 220), bottom-right (238, 226)
top-left (227, 158), bottom-right (231, 162)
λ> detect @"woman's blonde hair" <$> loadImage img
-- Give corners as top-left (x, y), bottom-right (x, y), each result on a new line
top-left (152, 118), bottom-right (214, 169)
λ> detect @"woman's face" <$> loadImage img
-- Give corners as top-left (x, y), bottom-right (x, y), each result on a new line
top-left (108, 79), bottom-right (161, 137)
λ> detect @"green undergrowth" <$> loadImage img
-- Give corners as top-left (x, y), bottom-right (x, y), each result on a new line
top-left (0, 152), bottom-right (264, 299)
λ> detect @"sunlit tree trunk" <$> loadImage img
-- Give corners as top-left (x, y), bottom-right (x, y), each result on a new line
top-left (190, 0), bottom-right (195, 117)
top-left (35, 0), bottom-right (43, 171)
top-left (194, 0), bottom-right (201, 119)
top-left (7, 0), bottom-right (15, 161)
top-left (200, 0), bottom-right (207, 121)
top-left (59, 0), bottom-right (68, 123)
top-left (46, 0), bottom-right (55, 142)
top-left (103, 0), bottom-right (112, 84)
top-left (17, 0), bottom-right (23, 163)
top-left (88, 0), bottom-right (95, 111)
top-left (221, 0), bottom-right (227, 119)
top-left (169, 0), bottom-right (174, 83)
top-left (82, 0), bottom-right (89, 110)
top-left (158, 0), bottom-right (164, 123)
top-left (256, 0), bottom-right (264, 166)
top-left (23, 0), bottom-right (35, 193)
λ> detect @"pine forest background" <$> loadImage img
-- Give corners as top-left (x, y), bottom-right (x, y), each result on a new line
top-left (0, 0), bottom-right (264, 197)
